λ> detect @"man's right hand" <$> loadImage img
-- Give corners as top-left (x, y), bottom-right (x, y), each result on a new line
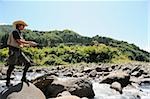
top-left (29, 41), bottom-right (37, 47)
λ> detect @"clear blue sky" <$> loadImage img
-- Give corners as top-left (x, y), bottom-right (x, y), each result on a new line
top-left (0, 0), bottom-right (149, 52)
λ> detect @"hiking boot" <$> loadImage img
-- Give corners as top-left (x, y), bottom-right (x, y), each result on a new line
top-left (21, 77), bottom-right (30, 86)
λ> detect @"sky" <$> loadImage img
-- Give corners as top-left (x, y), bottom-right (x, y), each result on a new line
top-left (0, 0), bottom-right (149, 52)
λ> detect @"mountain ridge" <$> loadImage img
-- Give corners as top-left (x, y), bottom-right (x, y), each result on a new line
top-left (0, 25), bottom-right (149, 62)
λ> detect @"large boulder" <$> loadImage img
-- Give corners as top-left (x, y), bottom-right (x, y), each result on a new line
top-left (31, 74), bottom-right (57, 92)
top-left (110, 82), bottom-right (122, 94)
top-left (45, 77), bottom-right (95, 98)
top-left (100, 71), bottom-right (130, 87)
top-left (0, 82), bottom-right (46, 99)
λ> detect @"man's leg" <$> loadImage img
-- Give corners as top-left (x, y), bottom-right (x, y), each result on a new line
top-left (21, 63), bottom-right (30, 81)
top-left (20, 52), bottom-right (32, 82)
top-left (6, 65), bottom-right (15, 86)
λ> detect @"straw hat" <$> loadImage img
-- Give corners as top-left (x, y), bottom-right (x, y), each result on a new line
top-left (13, 20), bottom-right (28, 28)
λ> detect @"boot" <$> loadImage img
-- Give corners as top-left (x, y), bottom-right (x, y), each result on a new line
top-left (6, 65), bottom-right (15, 87)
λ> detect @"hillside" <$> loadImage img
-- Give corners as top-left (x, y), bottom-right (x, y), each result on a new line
top-left (0, 25), bottom-right (149, 63)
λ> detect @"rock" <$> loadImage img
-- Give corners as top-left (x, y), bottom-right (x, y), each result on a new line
top-left (73, 73), bottom-right (84, 77)
top-left (0, 73), bottom-right (2, 79)
top-left (41, 68), bottom-right (49, 73)
top-left (82, 67), bottom-right (93, 73)
top-left (95, 67), bottom-right (109, 72)
top-left (130, 76), bottom-right (140, 83)
top-left (130, 66), bottom-right (140, 74)
top-left (96, 72), bottom-right (109, 77)
top-left (45, 82), bottom-right (65, 97)
top-left (110, 82), bottom-right (122, 94)
top-left (57, 91), bottom-right (71, 96)
top-left (45, 78), bottom-right (95, 98)
top-left (0, 74), bottom-right (7, 80)
top-left (56, 66), bottom-right (65, 70)
top-left (139, 78), bottom-right (150, 86)
top-left (31, 74), bottom-right (57, 92)
top-left (93, 83), bottom-right (120, 96)
top-left (1, 67), bottom-right (7, 75)
top-left (100, 71), bottom-right (130, 87)
top-left (55, 95), bottom-right (80, 99)
top-left (89, 70), bottom-right (97, 77)
top-left (122, 67), bottom-right (131, 71)
top-left (111, 65), bottom-right (116, 70)
top-left (0, 82), bottom-right (46, 99)
top-left (28, 68), bottom-right (34, 72)
top-left (131, 69), bottom-right (144, 77)
top-left (35, 69), bottom-right (42, 73)
top-left (64, 72), bottom-right (73, 77)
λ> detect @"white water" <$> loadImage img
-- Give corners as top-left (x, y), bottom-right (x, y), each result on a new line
top-left (0, 72), bottom-right (150, 99)
top-left (93, 82), bottom-right (150, 99)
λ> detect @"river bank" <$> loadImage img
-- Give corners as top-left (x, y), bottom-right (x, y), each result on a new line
top-left (0, 62), bottom-right (150, 99)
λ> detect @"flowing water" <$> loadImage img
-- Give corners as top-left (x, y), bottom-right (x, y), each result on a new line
top-left (0, 72), bottom-right (150, 99)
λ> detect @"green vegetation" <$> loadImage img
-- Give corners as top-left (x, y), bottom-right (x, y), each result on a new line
top-left (0, 44), bottom-right (130, 65)
top-left (0, 25), bottom-right (149, 65)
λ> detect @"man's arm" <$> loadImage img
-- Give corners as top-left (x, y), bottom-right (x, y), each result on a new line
top-left (16, 39), bottom-right (37, 47)
top-left (12, 31), bottom-right (37, 47)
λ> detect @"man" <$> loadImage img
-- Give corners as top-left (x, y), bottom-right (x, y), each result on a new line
top-left (6, 20), bottom-right (37, 87)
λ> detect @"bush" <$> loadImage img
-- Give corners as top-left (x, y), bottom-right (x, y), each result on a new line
top-left (0, 44), bottom-right (149, 65)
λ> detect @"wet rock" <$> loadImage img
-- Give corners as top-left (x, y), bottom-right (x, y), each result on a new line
top-left (89, 70), bottom-right (97, 77)
top-left (110, 82), bottom-right (122, 94)
top-left (95, 67), bottom-right (109, 72)
top-left (93, 83), bottom-right (120, 96)
top-left (57, 91), bottom-right (71, 96)
top-left (130, 76), bottom-right (140, 84)
top-left (73, 73), bottom-right (84, 77)
top-left (111, 65), bottom-right (120, 70)
top-left (64, 72), bottom-right (73, 77)
top-left (56, 66), bottom-right (65, 70)
top-left (141, 74), bottom-right (150, 78)
top-left (82, 67), bottom-right (93, 73)
top-left (1, 67), bottom-right (7, 75)
top-left (41, 68), bottom-right (49, 73)
top-left (0, 73), bottom-right (2, 79)
top-left (31, 74), bottom-right (57, 92)
top-left (131, 69), bottom-right (144, 77)
top-left (28, 68), bottom-right (34, 72)
top-left (111, 65), bottom-right (116, 70)
top-left (122, 67), bottom-right (131, 71)
top-left (36, 69), bottom-right (42, 73)
top-left (55, 95), bottom-right (80, 99)
top-left (139, 78), bottom-right (150, 86)
top-left (96, 72), bottom-right (109, 77)
top-left (100, 71), bottom-right (130, 87)
top-left (0, 74), bottom-right (6, 80)
top-left (0, 82), bottom-right (46, 99)
top-left (45, 83), bottom-right (65, 97)
top-left (45, 78), bottom-right (95, 98)
top-left (130, 66), bottom-right (140, 74)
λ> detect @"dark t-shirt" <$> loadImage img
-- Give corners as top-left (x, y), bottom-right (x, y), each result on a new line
top-left (12, 30), bottom-right (21, 40)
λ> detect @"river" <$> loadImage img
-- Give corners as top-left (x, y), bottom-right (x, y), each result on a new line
top-left (0, 72), bottom-right (150, 99)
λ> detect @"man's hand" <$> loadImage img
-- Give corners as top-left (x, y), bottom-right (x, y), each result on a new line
top-left (29, 41), bottom-right (37, 47)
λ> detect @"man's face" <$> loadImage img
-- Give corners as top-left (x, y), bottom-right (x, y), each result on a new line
top-left (19, 25), bottom-right (25, 30)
